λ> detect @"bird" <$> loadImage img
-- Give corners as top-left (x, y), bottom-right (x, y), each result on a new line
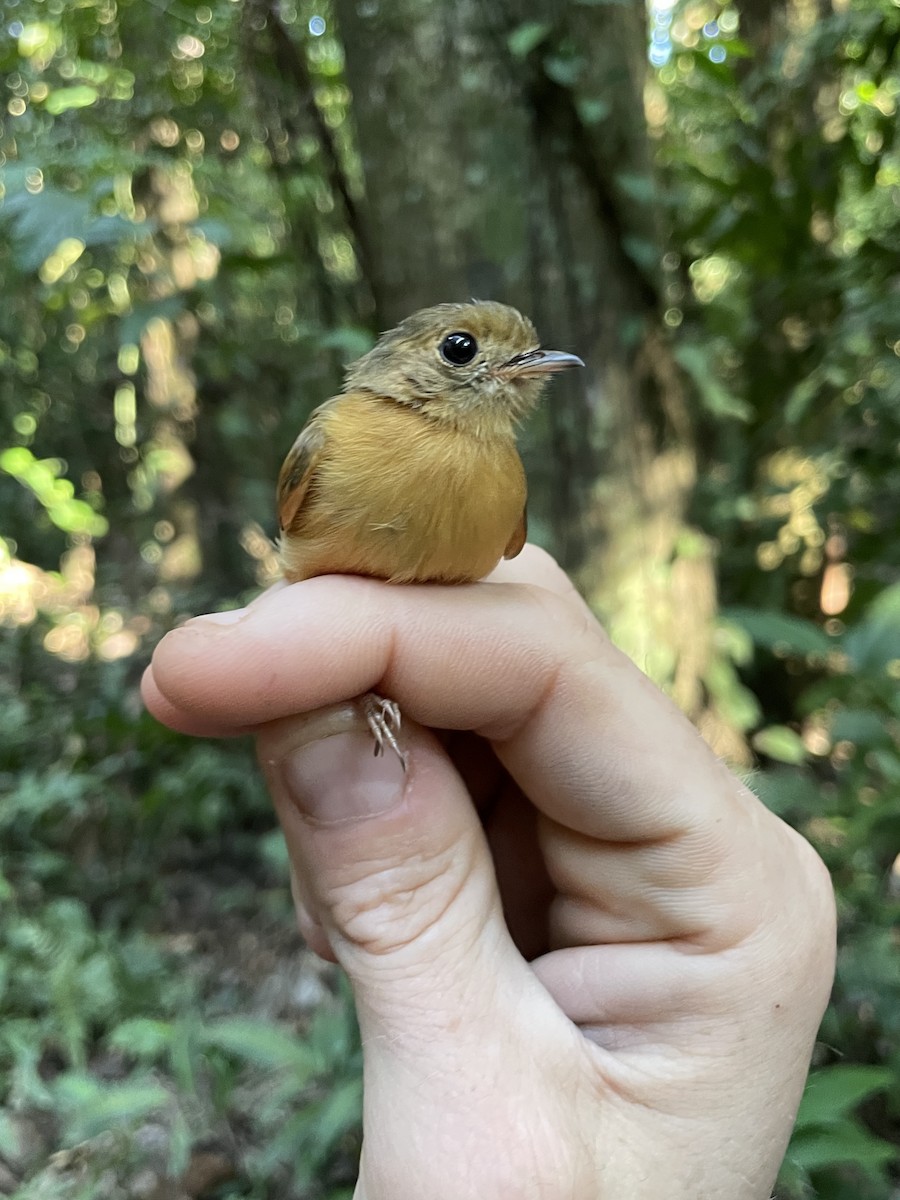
top-left (276, 300), bottom-right (583, 763)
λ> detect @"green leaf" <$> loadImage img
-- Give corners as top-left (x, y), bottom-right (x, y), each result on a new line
top-left (752, 725), bottom-right (807, 764)
top-left (829, 708), bottom-right (892, 748)
top-left (576, 98), bottom-right (610, 125)
top-left (507, 22), bottom-right (552, 59)
top-left (788, 1122), bottom-right (896, 1179)
top-left (320, 325), bottom-right (377, 360)
top-left (544, 54), bottom-right (582, 87)
top-left (0, 447), bottom-right (108, 536)
top-left (616, 173), bottom-right (658, 205)
top-left (0, 179), bottom-right (91, 271)
top-left (751, 768), bottom-right (823, 818)
top-left (107, 1018), bottom-right (174, 1060)
top-left (844, 585), bottom-right (900, 672)
top-left (675, 344), bottom-right (752, 421)
top-left (16, 20), bottom-right (61, 58)
top-left (0, 447), bottom-right (31, 477)
top-left (703, 656), bottom-right (761, 730)
top-left (721, 608), bottom-right (833, 657)
top-left (774, 1152), bottom-right (810, 1196)
top-left (690, 48), bottom-right (731, 85)
top-left (621, 235), bottom-right (660, 275)
top-left (119, 297), bottom-right (186, 346)
top-left (784, 372), bottom-right (823, 424)
top-left (796, 1065), bottom-right (893, 1129)
top-left (192, 217), bottom-right (232, 246)
top-left (200, 1017), bottom-right (317, 1075)
top-left (283, 1075), bottom-right (363, 1189)
top-left (865, 582), bottom-right (900, 625)
top-left (311, 1073), bottom-right (362, 1150)
top-left (44, 86), bottom-right (99, 115)
top-left (714, 619), bottom-right (754, 667)
top-left (867, 748), bottom-right (900, 783)
top-left (0, 169), bottom-right (149, 271)
top-left (844, 618), bottom-right (900, 674)
top-left (54, 1074), bottom-right (170, 1142)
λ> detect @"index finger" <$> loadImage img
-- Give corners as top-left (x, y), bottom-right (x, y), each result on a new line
top-left (144, 546), bottom-right (738, 847)
top-left (139, 543), bottom-right (583, 739)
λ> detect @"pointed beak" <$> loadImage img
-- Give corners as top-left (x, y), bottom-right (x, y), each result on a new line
top-left (499, 348), bottom-right (585, 379)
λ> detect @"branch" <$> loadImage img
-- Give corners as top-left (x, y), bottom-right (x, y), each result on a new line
top-left (261, 0), bottom-right (375, 295)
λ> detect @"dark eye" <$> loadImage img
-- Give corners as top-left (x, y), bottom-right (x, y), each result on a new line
top-left (439, 331), bottom-right (478, 366)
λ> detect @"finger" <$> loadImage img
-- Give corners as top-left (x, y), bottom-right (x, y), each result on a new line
top-left (147, 562), bottom-right (725, 846)
top-left (256, 706), bottom-right (560, 1059)
top-left (139, 581), bottom-right (291, 737)
top-left (482, 777), bottom-right (554, 960)
top-left (290, 869), bottom-right (337, 963)
top-left (140, 668), bottom-right (246, 738)
top-left (295, 904), bottom-right (335, 962)
top-left (486, 544), bottom-right (592, 615)
top-left (142, 552), bottom-right (575, 737)
top-left (145, 547), bottom-right (788, 957)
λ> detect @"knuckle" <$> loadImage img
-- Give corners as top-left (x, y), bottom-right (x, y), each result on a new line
top-left (327, 839), bottom-right (473, 959)
top-left (790, 828), bottom-right (837, 942)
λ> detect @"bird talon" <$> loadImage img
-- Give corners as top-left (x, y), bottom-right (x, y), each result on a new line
top-left (379, 697), bottom-right (402, 733)
top-left (362, 694), bottom-right (407, 771)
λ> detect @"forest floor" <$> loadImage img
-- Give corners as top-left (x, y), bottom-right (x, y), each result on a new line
top-left (2, 850), bottom-right (346, 1200)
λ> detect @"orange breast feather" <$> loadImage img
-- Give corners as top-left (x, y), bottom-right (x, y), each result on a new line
top-left (279, 393), bottom-right (526, 584)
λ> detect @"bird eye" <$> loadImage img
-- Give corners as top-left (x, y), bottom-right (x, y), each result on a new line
top-left (439, 331), bottom-right (478, 366)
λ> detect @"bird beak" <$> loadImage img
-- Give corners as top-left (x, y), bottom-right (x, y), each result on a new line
top-left (499, 349), bottom-right (585, 379)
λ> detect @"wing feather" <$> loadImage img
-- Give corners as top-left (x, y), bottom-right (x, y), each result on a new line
top-left (276, 403), bottom-right (332, 532)
top-left (503, 507), bottom-right (527, 560)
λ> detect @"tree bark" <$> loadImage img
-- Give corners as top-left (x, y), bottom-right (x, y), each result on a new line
top-left (334, 0), bottom-right (745, 758)
top-left (334, 0), bottom-right (664, 565)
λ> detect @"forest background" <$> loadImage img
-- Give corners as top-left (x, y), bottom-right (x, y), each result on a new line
top-left (1, 0), bottom-right (899, 1196)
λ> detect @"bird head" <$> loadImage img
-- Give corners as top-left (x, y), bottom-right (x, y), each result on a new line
top-left (344, 301), bottom-right (583, 436)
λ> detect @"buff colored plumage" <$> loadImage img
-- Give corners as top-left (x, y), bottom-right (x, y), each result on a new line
top-left (275, 300), bottom-right (583, 763)
top-left (277, 300), bottom-right (582, 586)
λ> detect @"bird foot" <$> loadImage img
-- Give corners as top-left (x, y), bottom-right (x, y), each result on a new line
top-left (361, 693), bottom-right (407, 771)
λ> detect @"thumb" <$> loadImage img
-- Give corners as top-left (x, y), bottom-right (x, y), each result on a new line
top-left (256, 703), bottom-right (536, 1050)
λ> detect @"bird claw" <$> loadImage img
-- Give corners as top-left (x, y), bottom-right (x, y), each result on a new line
top-left (362, 694), bottom-right (407, 771)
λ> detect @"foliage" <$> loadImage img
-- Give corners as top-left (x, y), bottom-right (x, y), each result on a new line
top-left (0, 621), bottom-right (360, 1196)
top-left (781, 1065), bottom-right (896, 1198)
top-left (734, 588), bottom-right (900, 1195)
top-left (651, 5), bottom-right (900, 1191)
top-left (1, 0), bottom-right (899, 1194)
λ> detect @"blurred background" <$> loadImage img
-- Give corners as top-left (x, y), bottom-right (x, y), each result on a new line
top-left (1, 0), bottom-right (899, 1195)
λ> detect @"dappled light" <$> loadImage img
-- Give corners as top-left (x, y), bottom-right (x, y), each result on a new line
top-left (0, 541), bottom-right (145, 661)
top-left (1, 0), bottom-right (899, 1193)
top-left (756, 450), bottom-right (830, 577)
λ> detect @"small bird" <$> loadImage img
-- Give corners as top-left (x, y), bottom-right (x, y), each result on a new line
top-left (277, 300), bottom-right (583, 760)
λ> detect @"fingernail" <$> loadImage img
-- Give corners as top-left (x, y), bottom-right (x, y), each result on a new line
top-left (186, 608), bottom-right (246, 626)
top-left (280, 729), bottom-right (407, 824)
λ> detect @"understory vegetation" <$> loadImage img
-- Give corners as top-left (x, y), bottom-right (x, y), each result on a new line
top-left (1, 0), bottom-right (898, 1194)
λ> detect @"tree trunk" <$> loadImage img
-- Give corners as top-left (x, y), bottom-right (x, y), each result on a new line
top-left (334, 0), bottom-right (746, 759)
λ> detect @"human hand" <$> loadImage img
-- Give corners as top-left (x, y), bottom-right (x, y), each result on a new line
top-left (142, 546), bottom-right (836, 1200)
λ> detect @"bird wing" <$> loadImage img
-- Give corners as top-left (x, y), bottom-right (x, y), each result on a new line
top-left (276, 401), bottom-right (333, 533)
top-left (503, 507), bottom-right (527, 560)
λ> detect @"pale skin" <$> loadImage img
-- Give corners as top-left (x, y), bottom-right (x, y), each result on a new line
top-left (142, 545), bottom-right (836, 1200)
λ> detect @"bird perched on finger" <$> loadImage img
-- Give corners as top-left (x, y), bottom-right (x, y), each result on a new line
top-left (276, 299), bottom-right (583, 759)
top-left (278, 300), bottom-right (583, 585)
